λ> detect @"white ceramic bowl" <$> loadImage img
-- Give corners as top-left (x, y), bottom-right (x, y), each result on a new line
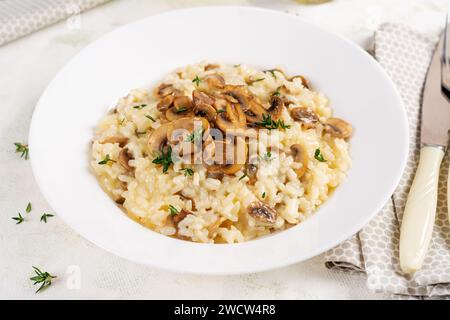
top-left (29, 6), bottom-right (408, 275)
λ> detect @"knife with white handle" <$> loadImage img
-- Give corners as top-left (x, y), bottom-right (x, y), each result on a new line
top-left (399, 21), bottom-right (450, 275)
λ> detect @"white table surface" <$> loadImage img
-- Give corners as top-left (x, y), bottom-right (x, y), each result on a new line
top-left (0, 0), bottom-right (448, 300)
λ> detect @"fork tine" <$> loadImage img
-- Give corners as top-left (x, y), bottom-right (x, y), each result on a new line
top-left (441, 14), bottom-right (450, 92)
top-left (444, 14), bottom-right (448, 63)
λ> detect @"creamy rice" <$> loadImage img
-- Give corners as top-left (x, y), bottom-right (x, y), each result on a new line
top-left (91, 62), bottom-right (352, 243)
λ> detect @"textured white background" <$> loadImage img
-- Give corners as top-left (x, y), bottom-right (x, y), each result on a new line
top-left (0, 0), bottom-right (448, 299)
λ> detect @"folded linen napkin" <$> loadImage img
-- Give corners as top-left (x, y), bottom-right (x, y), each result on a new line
top-left (0, 0), bottom-right (111, 46)
top-left (325, 23), bottom-right (450, 299)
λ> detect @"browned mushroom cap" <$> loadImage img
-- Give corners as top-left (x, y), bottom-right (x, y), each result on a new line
top-left (118, 148), bottom-right (133, 172)
top-left (148, 123), bottom-right (171, 154)
top-left (192, 90), bottom-right (217, 122)
top-left (206, 137), bottom-right (247, 175)
top-left (290, 144), bottom-right (308, 178)
top-left (101, 136), bottom-right (129, 147)
top-left (267, 96), bottom-right (284, 120)
top-left (215, 102), bottom-right (247, 133)
top-left (290, 75), bottom-right (310, 89)
top-left (167, 116), bottom-right (210, 150)
top-left (157, 94), bottom-right (175, 112)
top-left (324, 118), bottom-right (352, 139)
top-left (155, 83), bottom-right (175, 97)
top-left (165, 96), bottom-right (194, 121)
top-left (203, 74), bottom-right (225, 89)
top-left (247, 201), bottom-right (277, 224)
top-left (204, 63), bottom-right (220, 71)
top-left (193, 90), bottom-right (215, 106)
top-left (222, 85), bottom-right (266, 123)
top-left (290, 107), bottom-right (320, 129)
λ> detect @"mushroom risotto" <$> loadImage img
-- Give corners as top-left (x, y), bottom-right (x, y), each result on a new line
top-left (91, 62), bottom-right (352, 243)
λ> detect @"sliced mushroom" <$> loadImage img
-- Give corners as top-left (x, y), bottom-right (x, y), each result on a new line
top-left (324, 118), bottom-right (353, 139)
top-left (192, 91), bottom-right (217, 122)
top-left (290, 144), bottom-right (309, 178)
top-left (165, 96), bottom-right (194, 121)
top-left (155, 83), bottom-right (175, 97)
top-left (148, 123), bottom-right (171, 154)
top-left (167, 117), bottom-right (210, 160)
top-left (193, 103), bottom-right (217, 123)
top-left (118, 148), bottom-right (133, 172)
top-left (115, 197), bottom-right (125, 205)
top-left (290, 107), bottom-right (320, 129)
top-left (290, 75), bottom-right (310, 89)
top-left (193, 90), bottom-right (215, 106)
top-left (171, 208), bottom-right (192, 226)
top-left (167, 117), bottom-right (210, 143)
top-left (204, 74), bottom-right (225, 89)
top-left (222, 85), bottom-right (265, 123)
top-left (204, 63), bottom-right (219, 71)
top-left (215, 103), bottom-right (247, 133)
top-left (101, 136), bottom-right (129, 147)
top-left (157, 94), bottom-right (175, 112)
top-left (206, 137), bottom-right (247, 175)
top-left (245, 163), bottom-right (258, 185)
top-left (267, 96), bottom-right (284, 120)
top-left (247, 201), bottom-right (277, 224)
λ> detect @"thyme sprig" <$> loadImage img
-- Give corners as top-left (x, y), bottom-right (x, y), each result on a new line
top-left (192, 75), bottom-right (201, 86)
top-left (255, 114), bottom-right (290, 130)
top-left (181, 168), bottom-right (194, 176)
top-left (30, 266), bottom-right (57, 293)
top-left (168, 205), bottom-right (179, 216)
top-left (98, 154), bottom-right (115, 165)
top-left (152, 146), bottom-right (173, 173)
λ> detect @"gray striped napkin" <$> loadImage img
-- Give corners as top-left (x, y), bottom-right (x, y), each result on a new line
top-left (0, 0), bottom-right (111, 46)
top-left (325, 23), bottom-right (450, 300)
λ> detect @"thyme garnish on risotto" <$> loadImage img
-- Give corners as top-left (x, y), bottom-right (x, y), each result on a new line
top-left (152, 146), bottom-right (173, 173)
top-left (26, 202), bottom-right (32, 213)
top-left (98, 154), bottom-right (115, 165)
top-left (314, 148), bottom-right (326, 162)
top-left (181, 168), bottom-right (194, 176)
top-left (168, 205), bottom-right (179, 216)
top-left (133, 104), bottom-right (147, 110)
top-left (238, 173), bottom-right (248, 181)
top-left (264, 69), bottom-right (277, 79)
top-left (192, 75), bottom-right (201, 86)
top-left (255, 114), bottom-right (290, 130)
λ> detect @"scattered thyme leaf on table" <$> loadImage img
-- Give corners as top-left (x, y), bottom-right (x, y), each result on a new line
top-left (40, 213), bottom-right (54, 223)
top-left (12, 212), bottom-right (24, 224)
top-left (14, 142), bottom-right (29, 160)
top-left (30, 266), bottom-right (57, 293)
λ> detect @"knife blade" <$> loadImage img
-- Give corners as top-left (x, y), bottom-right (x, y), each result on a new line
top-left (421, 27), bottom-right (450, 147)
